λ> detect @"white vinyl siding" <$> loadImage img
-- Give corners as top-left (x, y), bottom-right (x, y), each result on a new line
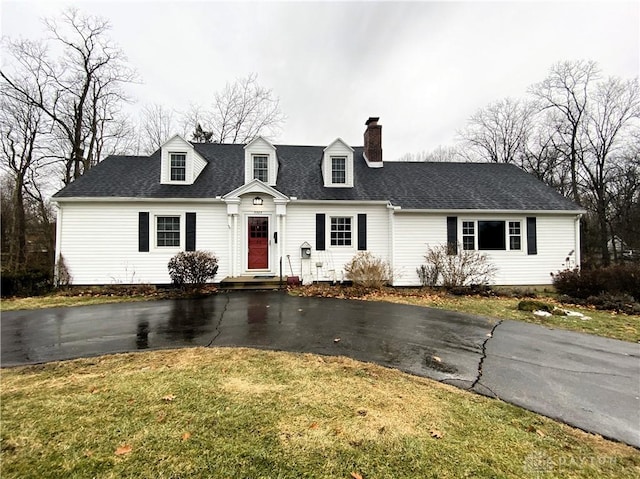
top-left (284, 203), bottom-right (389, 284)
top-left (392, 213), bottom-right (579, 286)
top-left (57, 202), bottom-right (229, 284)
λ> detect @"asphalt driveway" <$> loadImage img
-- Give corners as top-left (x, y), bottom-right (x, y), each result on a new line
top-left (2, 291), bottom-right (639, 448)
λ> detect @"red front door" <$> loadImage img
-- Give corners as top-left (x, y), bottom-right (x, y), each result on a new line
top-left (248, 217), bottom-right (269, 269)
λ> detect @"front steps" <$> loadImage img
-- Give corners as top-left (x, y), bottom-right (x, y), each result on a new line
top-left (219, 276), bottom-right (286, 291)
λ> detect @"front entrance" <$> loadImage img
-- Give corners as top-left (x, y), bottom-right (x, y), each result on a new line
top-left (248, 216), bottom-right (269, 270)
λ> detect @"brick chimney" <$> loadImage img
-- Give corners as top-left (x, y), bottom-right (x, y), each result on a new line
top-left (364, 117), bottom-right (382, 165)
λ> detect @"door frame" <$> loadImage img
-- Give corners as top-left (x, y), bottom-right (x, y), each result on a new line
top-left (244, 213), bottom-right (273, 274)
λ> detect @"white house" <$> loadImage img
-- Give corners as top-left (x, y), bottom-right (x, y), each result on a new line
top-left (53, 117), bottom-right (584, 286)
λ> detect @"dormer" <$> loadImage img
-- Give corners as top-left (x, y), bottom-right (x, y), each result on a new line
top-left (322, 138), bottom-right (354, 188)
top-left (160, 134), bottom-right (207, 185)
top-left (244, 137), bottom-right (278, 186)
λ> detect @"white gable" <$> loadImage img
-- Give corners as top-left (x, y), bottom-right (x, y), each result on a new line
top-left (159, 134), bottom-right (207, 185)
top-left (322, 138), bottom-right (354, 188)
top-left (244, 136), bottom-right (278, 186)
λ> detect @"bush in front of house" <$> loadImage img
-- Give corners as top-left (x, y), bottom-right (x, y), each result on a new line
top-left (344, 252), bottom-right (393, 289)
top-left (552, 264), bottom-right (640, 301)
top-left (418, 243), bottom-right (497, 289)
top-left (168, 251), bottom-right (219, 289)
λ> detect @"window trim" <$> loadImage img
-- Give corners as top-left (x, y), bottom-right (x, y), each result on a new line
top-left (329, 216), bottom-right (353, 247)
top-left (252, 154), bottom-right (269, 182)
top-left (155, 215), bottom-right (182, 250)
top-left (331, 156), bottom-right (347, 185)
top-left (460, 219), bottom-right (523, 252)
top-left (169, 152), bottom-right (187, 182)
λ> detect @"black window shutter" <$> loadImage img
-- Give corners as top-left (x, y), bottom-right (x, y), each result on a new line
top-left (186, 213), bottom-right (196, 251)
top-left (357, 214), bottom-right (367, 250)
top-left (138, 212), bottom-right (149, 252)
top-left (447, 216), bottom-right (458, 255)
top-left (527, 217), bottom-right (537, 255)
top-left (316, 214), bottom-right (325, 251)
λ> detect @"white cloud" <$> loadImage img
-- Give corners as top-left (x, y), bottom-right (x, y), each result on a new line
top-left (2, 0), bottom-right (638, 159)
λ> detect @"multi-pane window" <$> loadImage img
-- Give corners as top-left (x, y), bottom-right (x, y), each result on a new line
top-left (509, 221), bottom-right (522, 250)
top-left (463, 220), bottom-right (522, 251)
top-left (462, 221), bottom-right (475, 250)
top-left (170, 153), bottom-right (186, 181)
top-left (157, 216), bottom-right (180, 247)
top-left (330, 217), bottom-right (352, 246)
top-left (331, 157), bottom-right (346, 184)
top-left (253, 155), bottom-right (269, 182)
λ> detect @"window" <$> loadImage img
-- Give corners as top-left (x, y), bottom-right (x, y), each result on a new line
top-left (462, 221), bottom-right (475, 250)
top-left (330, 217), bottom-right (352, 246)
top-left (170, 153), bottom-right (186, 181)
top-left (331, 157), bottom-right (346, 184)
top-left (478, 221), bottom-right (506, 250)
top-left (157, 216), bottom-right (180, 247)
top-left (461, 220), bottom-right (523, 251)
top-left (509, 221), bottom-right (522, 250)
top-left (253, 155), bottom-right (269, 182)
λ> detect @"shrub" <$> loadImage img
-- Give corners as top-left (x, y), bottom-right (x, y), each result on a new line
top-left (419, 243), bottom-right (497, 289)
top-left (55, 254), bottom-right (72, 289)
top-left (552, 264), bottom-right (640, 300)
top-left (1, 269), bottom-right (53, 298)
top-left (344, 252), bottom-right (393, 289)
top-left (517, 299), bottom-right (553, 312)
top-left (168, 251), bottom-right (219, 289)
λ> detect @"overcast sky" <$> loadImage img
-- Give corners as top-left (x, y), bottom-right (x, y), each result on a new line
top-left (1, 0), bottom-right (638, 160)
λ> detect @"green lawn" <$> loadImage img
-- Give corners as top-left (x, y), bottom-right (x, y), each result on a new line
top-left (1, 348), bottom-right (638, 478)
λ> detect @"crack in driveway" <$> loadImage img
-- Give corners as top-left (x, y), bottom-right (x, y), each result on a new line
top-left (470, 319), bottom-right (503, 393)
top-left (206, 294), bottom-right (229, 346)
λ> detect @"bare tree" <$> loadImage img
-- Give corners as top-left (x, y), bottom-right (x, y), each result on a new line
top-left (579, 77), bottom-right (640, 265)
top-left (184, 73), bottom-right (285, 144)
top-left (529, 60), bottom-right (600, 203)
top-left (458, 97), bottom-right (535, 164)
top-left (0, 7), bottom-right (136, 184)
top-left (397, 145), bottom-right (462, 162)
top-left (0, 82), bottom-right (48, 272)
top-left (139, 103), bottom-right (177, 154)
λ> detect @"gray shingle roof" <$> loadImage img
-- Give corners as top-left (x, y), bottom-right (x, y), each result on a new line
top-left (53, 143), bottom-right (582, 211)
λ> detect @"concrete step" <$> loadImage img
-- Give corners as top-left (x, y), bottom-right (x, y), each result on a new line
top-left (218, 276), bottom-right (285, 291)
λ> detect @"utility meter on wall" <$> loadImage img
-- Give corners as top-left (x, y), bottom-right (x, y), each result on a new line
top-left (300, 242), bottom-right (312, 258)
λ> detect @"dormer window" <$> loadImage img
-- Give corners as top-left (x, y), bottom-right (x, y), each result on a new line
top-left (331, 157), bottom-right (346, 184)
top-left (253, 155), bottom-right (269, 182)
top-left (244, 137), bottom-right (278, 186)
top-left (170, 153), bottom-right (186, 181)
top-left (322, 138), bottom-right (354, 188)
top-left (160, 135), bottom-right (207, 185)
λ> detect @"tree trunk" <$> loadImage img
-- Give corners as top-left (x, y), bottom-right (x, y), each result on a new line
top-left (9, 176), bottom-right (26, 272)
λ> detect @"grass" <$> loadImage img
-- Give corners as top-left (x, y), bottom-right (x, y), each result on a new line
top-left (293, 286), bottom-right (640, 342)
top-left (1, 348), bottom-right (638, 478)
top-left (0, 293), bottom-right (153, 311)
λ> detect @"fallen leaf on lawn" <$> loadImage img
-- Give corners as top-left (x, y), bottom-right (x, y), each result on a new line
top-left (351, 472), bottom-right (363, 479)
top-left (430, 429), bottom-right (444, 439)
top-left (182, 432), bottom-right (191, 441)
top-left (309, 422), bottom-right (319, 429)
top-left (536, 429), bottom-right (546, 437)
top-left (115, 444), bottom-right (132, 455)
top-left (162, 394), bottom-right (176, 402)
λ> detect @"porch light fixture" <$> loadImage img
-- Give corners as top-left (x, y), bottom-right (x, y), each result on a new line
top-left (253, 196), bottom-right (263, 206)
